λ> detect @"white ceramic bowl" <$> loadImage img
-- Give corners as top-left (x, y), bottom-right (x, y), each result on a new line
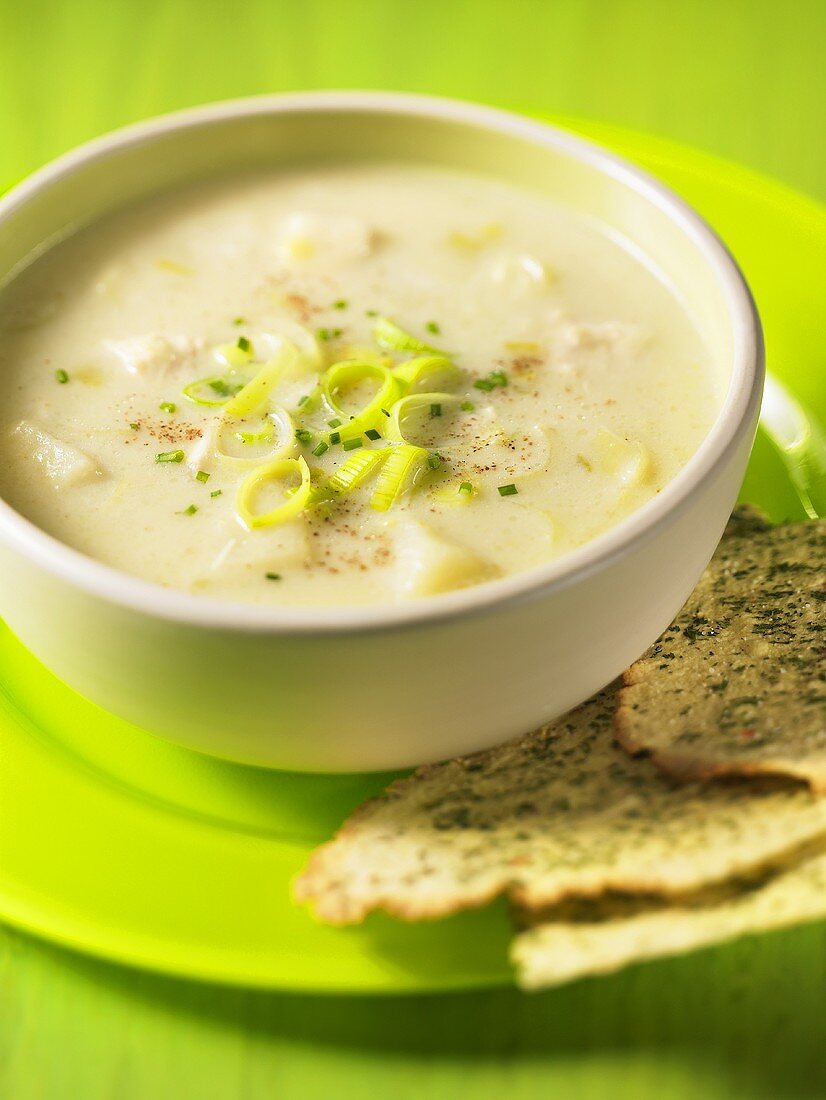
top-left (0, 93), bottom-right (763, 771)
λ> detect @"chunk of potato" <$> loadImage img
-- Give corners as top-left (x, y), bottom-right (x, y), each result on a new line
top-left (13, 420), bottom-right (101, 488)
top-left (593, 427), bottom-right (651, 487)
top-left (275, 212), bottom-right (376, 266)
top-left (391, 521), bottom-right (499, 598)
top-left (103, 333), bottom-right (201, 376)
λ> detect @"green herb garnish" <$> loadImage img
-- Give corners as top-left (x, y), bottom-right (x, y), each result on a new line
top-left (160, 401), bottom-right (177, 414)
top-left (342, 437), bottom-right (362, 451)
top-left (498, 483), bottom-right (518, 497)
top-left (317, 327), bottom-right (343, 342)
top-left (332, 299), bottom-right (348, 310)
top-left (312, 441), bottom-right (329, 457)
top-left (236, 336), bottom-right (252, 353)
top-left (460, 400), bottom-right (475, 412)
top-left (328, 418), bottom-right (343, 428)
top-left (295, 428), bottom-right (313, 444)
top-left (55, 369), bottom-right (69, 384)
top-left (210, 489), bottom-right (223, 498)
top-left (179, 504), bottom-right (198, 515)
top-left (426, 321), bottom-right (441, 335)
top-left (195, 470), bottom-right (210, 483)
top-left (365, 428), bottom-right (381, 441)
top-left (473, 370), bottom-right (508, 392)
top-left (208, 379), bottom-right (242, 398)
top-left (329, 431), bottom-right (341, 445)
top-left (265, 572), bottom-right (282, 581)
top-left (156, 450), bottom-right (185, 464)
top-left (430, 403), bottom-right (442, 418)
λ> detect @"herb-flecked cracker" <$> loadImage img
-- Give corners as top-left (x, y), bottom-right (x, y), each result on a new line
top-left (511, 847), bottom-right (826, 990)
top-left (616, 518), bottom-right (826, 789)
top-left (294, 686), bottom-right (826, 924)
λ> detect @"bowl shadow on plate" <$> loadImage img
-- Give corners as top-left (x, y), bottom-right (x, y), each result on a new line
top-left (10, 919), bottom-right (826, 1100)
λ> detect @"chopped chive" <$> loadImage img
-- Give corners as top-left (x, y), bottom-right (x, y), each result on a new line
top-left (178, 504), bottom-right (198, 515)
top-left (159, 401), bottom-right (177, 414)
top-left (329, 431), bottom-right (341, 445)
top-left (425, 320), bottom-right (441, 335)
top-left (55, 369), bottom-right (69, 384)
top-left (427, 452), bottom-right (442, 470)
top-left (365, 308), bottom-right (378, 317)
top-left (232, 316), bottom-right (246, 326)
top-left (576, 454), bottom-right (593, 472)
top-left (236, 335), bottom-right (252, 353)
top-left (195, 469), bottom-right (210, 483)
top-left (156, 449), bottom-right (185, 464)
top-left (473, 370), bottom-right (508, 392)
top-left (327, 418), bottom-right (343, 428)
top-left (208, 379), bottom-right (242, 397)
top-left (332, 299), bottom-right (348, 310)
top-left (498, 483), bottom-right (518, 497)
top-left (365, 428), bottom-right (381, 441)
top-left (295, 428), bottom-right (313, 444)
top-left (430, 403), bottom-right (442, 418)
top-left (381, 408), bottom-right (391, 417)
top-left (460, 401), bottom-right (475, 411)
top-left (316, 327), bottom-right (342, 342)
top-left (312, 441), bottom-right (329, 457)
top-left (297, 394), bottom-right (311, 407)
top-left (459, 481), bottom-right (474, 495)
top-left (265, 572), bottom-right (282, 581)
top-left (210, 489), bottom-right (223, 498)
top-left (342, 436), bottom-right (362, 451)
top-left (129, 422), bottom-right (139, 431)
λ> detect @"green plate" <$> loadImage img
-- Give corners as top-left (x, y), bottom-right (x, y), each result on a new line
top-left (1, 119), bottom-right (823, 993)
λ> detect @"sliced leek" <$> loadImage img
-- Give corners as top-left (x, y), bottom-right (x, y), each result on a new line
top-left (385, 392), bottom-right (461, 445)
top-left (392, 355), bottom-right (463, 393)
top-left (372, 317), bottom-right (446, 356)
top-left (224, 340), bottom-right (299, 418)
top-left (370, 444), bottom-right (433, 512)
top-left (235, 421), bottom-right (274, 445)
top-left (269, 321), bottom-right (323, 372)
top-left (207, 406), bottom-right (298, 471)
top-left (328, 447), bottom-right (389, 494)
top-left (236, 455), bottom-right (311, 529)
top-left (213, 340), bottom-right (255, 369)
top-left (322, 360), bottom-right (403, 441)
top-left (182, 374), bottom-right (249, 407)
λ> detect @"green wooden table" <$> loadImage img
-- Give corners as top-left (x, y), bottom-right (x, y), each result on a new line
top-left (1, 2), bottom-right (825, 1097)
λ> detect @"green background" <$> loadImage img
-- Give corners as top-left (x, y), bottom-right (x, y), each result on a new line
top-left (1, 1), bottom-right (825, 1097)
top-left (1, 0), bottom-right (824, 201)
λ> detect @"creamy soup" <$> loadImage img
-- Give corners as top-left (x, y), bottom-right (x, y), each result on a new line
top-left (0, 163), bottom-right (719, 606)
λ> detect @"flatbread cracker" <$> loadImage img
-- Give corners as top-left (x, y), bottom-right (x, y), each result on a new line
top-left (617, 518), bottom-right (826, 789)
top-left (722, 503), bottom-right (773, 539)
top-left (511, 847), bottom-right (826, 990)
top-left (294, 687), bottom-right (826, 924)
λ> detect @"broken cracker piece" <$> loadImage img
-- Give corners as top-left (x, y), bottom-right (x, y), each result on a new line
top-left (294, 685), bottom-right (826, 924)
top-left (616, 517), bottom-right (826, 790)
top-left (511, 845), bottom-right (826, 990)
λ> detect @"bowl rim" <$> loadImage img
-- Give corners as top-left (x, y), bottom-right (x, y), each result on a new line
top-left (0, 90), bottom-right (764, 636)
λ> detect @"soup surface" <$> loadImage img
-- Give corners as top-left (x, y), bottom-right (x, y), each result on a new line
top-left (0, 163), bottom-right (719, 605)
